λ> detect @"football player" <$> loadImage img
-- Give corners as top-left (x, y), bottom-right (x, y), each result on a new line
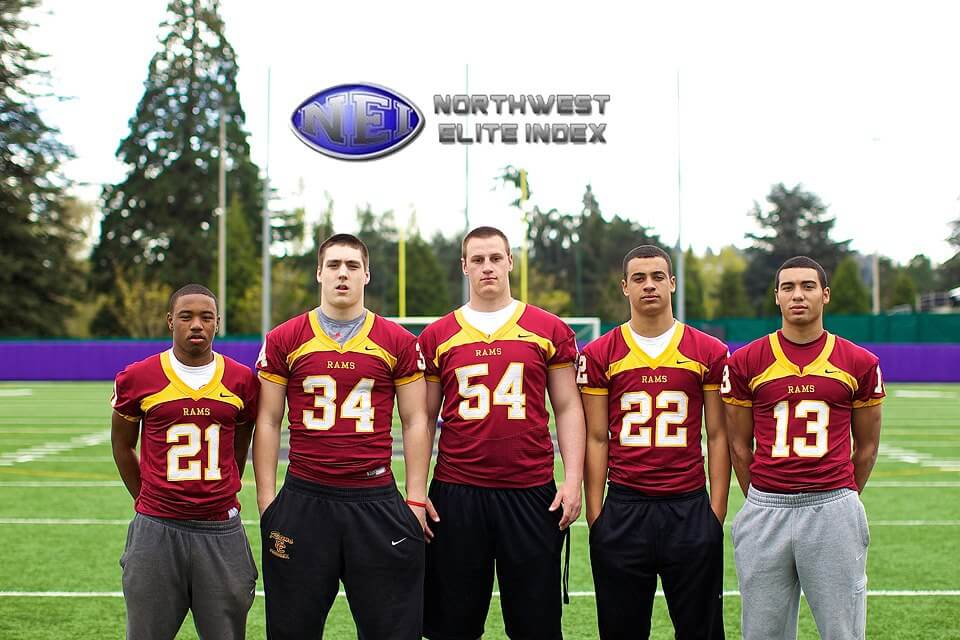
top-left (111, 284), bottom-right (259, 640)
top-left (579, 245), bottom-right (730, 640)
top-left (418, 226), bottom-right (586, 640)
top-left (253, 233), bottom-right (431, 639)
top-left (723, 256), bottom-right (884, 640)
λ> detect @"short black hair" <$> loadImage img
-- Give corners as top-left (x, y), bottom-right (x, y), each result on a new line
top-left (622, 245), bottom-right (673, 278)
top-left (318, 233), bottom-right (369, 269)
top-left (462, 226), bottom-right (511, 259)
top-left (775, 256), bottom-right (828, 289)
top-left (168, 284), bottom-right (218, 313)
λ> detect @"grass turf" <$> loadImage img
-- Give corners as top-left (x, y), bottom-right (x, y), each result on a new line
top-left (0, 381), bottom-right (958, 638)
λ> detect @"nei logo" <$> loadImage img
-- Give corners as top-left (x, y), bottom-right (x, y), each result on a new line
top-left (291, 83), bottom-right (424, 160)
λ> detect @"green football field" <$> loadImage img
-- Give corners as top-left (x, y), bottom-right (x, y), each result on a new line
top-left (0, 382), bottom-right (958, 639)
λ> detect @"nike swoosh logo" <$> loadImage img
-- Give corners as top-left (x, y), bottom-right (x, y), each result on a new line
top-left (391, 537), bottom-right (407, 546)
top-left (219, 393), bottom-right (233, 398)
top-left (825, 369), bottom-right (839, 374)
top-left (676, 360), bottom-right (691, 365)
top-left (518, 333), bottom-right (533, 338)
top-left (365, 346), bottom-right (377, 351)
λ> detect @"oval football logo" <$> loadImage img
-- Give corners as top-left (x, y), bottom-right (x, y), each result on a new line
top-left (291, 83), bottom-right (424, 161)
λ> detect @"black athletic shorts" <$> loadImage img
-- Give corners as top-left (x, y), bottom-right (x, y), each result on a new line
top-left (589, 483), bottom-right (724, 640)
top-left (424, 479), bottom-right (566, 640)
top-left (260, 472), bottom-right (425, 640)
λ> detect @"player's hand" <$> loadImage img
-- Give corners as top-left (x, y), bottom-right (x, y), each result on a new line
top-left (423, 497), bottom-right (440, 542)
top-left (549, 480), bottom-right (582, 530)
top-left (257, 494), bottom-right (275, 517)
top-left (711, 502), bottom-right (727, 526)
top-left (408, 503), bottom-right (428, 536)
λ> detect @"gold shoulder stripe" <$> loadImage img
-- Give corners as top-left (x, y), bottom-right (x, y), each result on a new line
top-left (115, 411), bottom-right (140, 423)
top-left (395, 372), bottom-right (424, 387)
top-left (548, 361), bottom-right (572, 370)
top-left (140, 383), bottom-right (190, 414)
top-left (722, 396), bottom-right (753, 407)
top-left (853, 398), bottom-right (884, 408)
top-left (259, 371), bottom-right (288, 386)
top-left (580, 387), bottom-right (608, 396)
top-left (352, 337), bottom-right (397, 370)
top-left (703, 384), bottom-right (720, 391)
top-left (425, 374), bottom-right (442, 383)
top-left (435, 328), bottom-right (479, 363)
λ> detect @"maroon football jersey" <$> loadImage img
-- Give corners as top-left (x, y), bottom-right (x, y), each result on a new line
top-left (722, 331), bottom-right (884, 492)
top-left (257, 310), bottom-right (424, 487)
top-left (111, 351), bottom-right (259, 520)
top-left (579, 323), bottom-right (728, 495)
top-left (418, 303), bottom-right (578, 488)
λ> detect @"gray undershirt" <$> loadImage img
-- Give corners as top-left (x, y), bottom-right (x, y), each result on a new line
top-left (316, 308), bottom-right (367, 346)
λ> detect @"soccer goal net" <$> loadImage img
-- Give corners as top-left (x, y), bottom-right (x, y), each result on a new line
top-left (388, 316), bottom-right (601, 345)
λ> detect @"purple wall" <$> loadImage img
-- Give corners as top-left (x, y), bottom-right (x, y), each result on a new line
top-left (0, 340), bottom-right (958, 382)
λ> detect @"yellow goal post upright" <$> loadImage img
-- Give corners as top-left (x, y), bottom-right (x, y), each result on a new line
top-left (388, 316), bottom-right (601, 346)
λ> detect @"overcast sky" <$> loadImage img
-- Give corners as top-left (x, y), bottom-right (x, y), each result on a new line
top-left (25, 0), bottom-right (960, 265)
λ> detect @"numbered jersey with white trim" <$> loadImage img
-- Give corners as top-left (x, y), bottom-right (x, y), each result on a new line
top-left (418, 303), bottom-right (578, 488)
top-left (258, 310), bottom-right (423, 487)
top-left (722, 331), bottom-right (884, 492)
top-left (579, 323), bottom-right (727, 495)
top-left (111, 352), bottom-right (259, 520)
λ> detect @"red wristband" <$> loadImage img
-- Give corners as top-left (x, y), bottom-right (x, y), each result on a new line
top-left (405, 498), bottom-right (427, 508)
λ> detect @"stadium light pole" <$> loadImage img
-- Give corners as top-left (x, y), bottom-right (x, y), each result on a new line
top-left (462, 63), bottom-right (470, 305)
top-left (674, 70), bottom-right (686, 323)
top-left (520, 168), bottom-right (529, 303)
top-left (217, 106), bottom-right (227, 337)
top-left (398, 217), bottom-right (407, 317)
top-left (261, 67), bottom-right (272, 338)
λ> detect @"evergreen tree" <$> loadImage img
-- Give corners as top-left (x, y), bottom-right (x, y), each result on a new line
top-left (89, 0), bottom-right (291, 332)
top-left (681, 248), bottom-right (706, 320)
top-left (905, 254), bottom-right (936, 294)
top-left (0, 0), bottom-right (82, 336)
top-left (889, 271), bottom-right (917, 311)
top-left (744, 183), bottom-right (851, 314)
top-left (829, 256), bottom-right (870, 314)
top-left (716, 267), bottom-right (753, 318)
top-left (405, 231), bottom-right (451, 316)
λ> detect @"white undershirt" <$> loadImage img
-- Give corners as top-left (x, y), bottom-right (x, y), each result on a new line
top-left (168, 349), bottom-right (216, 390)
top-left (460, 299), bottom-right (519, 336)
top-left (629, 321), bottom-right (678, 359)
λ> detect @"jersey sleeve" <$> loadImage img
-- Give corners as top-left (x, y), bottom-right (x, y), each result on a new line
top-left (702, 342), bottom-right (728, 391)
top-left (417, 328), bottom-right (441, 383)
top-left (257, 329), bottom-right (290, 386)
top-left (577, 345), bottom-right (609, 396)
top-left (110, 367), bottom-right (142, 422)
top-left (394, 328), bottom-right (426, 386)
top-left (720, 348), bottom-right (753, 407)
top-left (548, 320), bottom-right (577, 369)
top-left (238, 367), bottom-right (261, 423)
top-left (852, 359), bottom-right (885, 408)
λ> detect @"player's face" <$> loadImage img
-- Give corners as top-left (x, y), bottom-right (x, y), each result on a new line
top-left (167, 294), bottom-right (218, 360)
top-left (622, 256), bottom-right (675, 317)
top-left (317, 244), bottom-right (369, 309)
top-left (462, 235), bottom-right (513, 301)
top-left (775, 267), bottom-right (831, 326)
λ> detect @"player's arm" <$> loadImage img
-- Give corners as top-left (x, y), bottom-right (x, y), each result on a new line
top-left (703, 390), bottom-right (731, 523)
top-left (548, 364), bottom-right (586, 529)
top-left (397, 377), bottom-right (432, 537)
top-left (253, 379), bottom-right (285, 515)
top-left (725, 403), bottom-right (754, 497)
top-left (581, 391), bottom-right (609, 527)
top-left (423, 379), bottom-right (443, 532)
top-left (233, 420), bottom-right (254, 479)
top-left (851, 404), bottom-right (882, 492)
top-left (111, 411), bottom-right (141, 500)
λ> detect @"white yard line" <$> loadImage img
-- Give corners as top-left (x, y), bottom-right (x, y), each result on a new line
top-left (879, 444), bottom-right (960, 472)
top-left (1, 590), bottom-right (958, 598)
top-left (0, 431), bottom-right (112, 467)
top-left (0, 389), bottom-right (33, 397)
